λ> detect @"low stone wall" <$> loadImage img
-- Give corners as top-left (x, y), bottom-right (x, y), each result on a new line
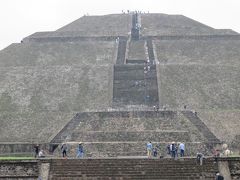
top-left (0, 160), bottom-right (38, 179)
top-left (0, 144), bottom-right (34, 156)
top-left (0, 143), bottom-right (50, 156)
top-left (226, 157), bottom-right (240, 179)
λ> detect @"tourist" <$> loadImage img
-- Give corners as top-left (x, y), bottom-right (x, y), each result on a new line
top-left (175, 144), bottom-right (179, 158)
top-left (61, 143), bottom-right (68, 158)
top-left (213, 148), bottom-right (220, 163)
top-left (146, 141), bottom-right (153, 158)
top-left (194, 111), bottom-right (197, 116)
top-left (152, 146), bottom-right (158, 157)
top-left (163, 106), bottom-right (167, 111)
top-left (170, 142), bottom-right (176, 158)
top-left (215, 172), bottom-right (224, 180)
top-left (147, 65), bottom-right (150, 71)
top-left (196, 153), bottom-right (204, 165)
top-left (34, 144), bottom-right (39, 158)
top-left (224, 148), bottom-right (232, 156)
top-left (179, 142), bottom-right (185, 157)
top-left (167, 144), bottom-right (171, 155)
top-left (38, 149), bottom-right (45, 158)
top-left (76, 142), bottom-right (84, 158)
top-left (153, 106), bottom-right (156, 111)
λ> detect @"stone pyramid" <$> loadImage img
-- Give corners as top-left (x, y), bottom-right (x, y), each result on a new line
top-left (0, 13), bottom-right (240, 156)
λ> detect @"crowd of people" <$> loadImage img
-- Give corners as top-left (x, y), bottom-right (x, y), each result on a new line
top-left (33, 142), bottom-right (85, 159)
top-left (146, 141), bottom-right (185, 158)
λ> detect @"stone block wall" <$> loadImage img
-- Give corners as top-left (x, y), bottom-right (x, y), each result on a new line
top-left (0, 160), bottom-right (38, 179)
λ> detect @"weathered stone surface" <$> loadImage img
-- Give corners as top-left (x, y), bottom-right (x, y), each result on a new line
top-left (198, 110), bottom-right (240, 144)
top-left (158, 65), bottom-right (240, 110)
top-left (0, 41), bottom-right (117, 67)
top-left (0, 160), bottom-right (38, 178)
top-left (228, 158), bottom-right (240, 179)
top-left (154, 39), bottom-right (240, 65)
top-left (128, 40), bottom-right (146, 60)
top-left (57, 14), bottom-right (132, 36)
top-left (141, 13), bottom-right (238, 36)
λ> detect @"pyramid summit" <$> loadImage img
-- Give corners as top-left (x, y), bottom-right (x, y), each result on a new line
top-left (0, 13), bottom-right (239, 157)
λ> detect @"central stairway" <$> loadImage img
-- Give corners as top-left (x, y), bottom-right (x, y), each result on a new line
top-left (113, 64), bottom-right (159, 106)
top-left (49, 158), bottom-right (218, 180)
top-left (49, 13), bottom-right (221, 158)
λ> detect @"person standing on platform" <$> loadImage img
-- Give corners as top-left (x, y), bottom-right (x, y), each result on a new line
top-left (34, 144), bottom-right (39, 158)
top-left (61, 143), bottom-right (68, 158)
top-left (76, 142), bottom-right (84, 158)
top-left (179, 142), bottom-right (185, 157)
top-left (147, 141), bottom-right (153, 158)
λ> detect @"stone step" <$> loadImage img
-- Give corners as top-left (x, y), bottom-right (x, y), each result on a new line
top-left (126, 59), bottom-right (146, 64)
top-left (113, 84), bottom-right (158, 90)
top-left (114, 73), bottom-right (157, 80)
top-left (51, 165), bottom-right (216, 171)
top-left (113, 90), bottom-right (159, 105)
top-left (147, 39), bottom-right (155, 61)
top-left (51, 111), bottom-right (191, 144)
top-left (114, 64), bottom-right (146, 71)
top-left (49, 158), bottom-right (218, 179)
top-left (51, 176), bottom-right (214, 180)
top-left (70, 130), bottom-right (190, 142)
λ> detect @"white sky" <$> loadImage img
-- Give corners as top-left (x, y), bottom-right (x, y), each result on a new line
top-left (0, 0), bottom-right (240, 50)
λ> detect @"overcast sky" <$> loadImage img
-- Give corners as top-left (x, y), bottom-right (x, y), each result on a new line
top-left (0, 0), bottom-right (240, 50)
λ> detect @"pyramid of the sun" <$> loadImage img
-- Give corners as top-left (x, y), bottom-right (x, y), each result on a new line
top-left (0, 13), bottom-right (239, 156)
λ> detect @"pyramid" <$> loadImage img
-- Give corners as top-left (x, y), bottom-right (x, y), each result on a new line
top-left (0, 13), bottom-right (240, 156)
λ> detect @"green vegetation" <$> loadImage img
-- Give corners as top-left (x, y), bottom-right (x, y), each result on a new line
top-left (0, 157), bottom-right (34, 160)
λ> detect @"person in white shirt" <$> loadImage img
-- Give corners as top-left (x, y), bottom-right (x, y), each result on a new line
top-left (179, 142), bottom-right (185, 157)
top-left (38, 150), bottom-right (45, 158)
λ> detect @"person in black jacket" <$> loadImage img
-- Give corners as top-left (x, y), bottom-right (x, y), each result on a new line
top-left (34, 144), bottom-right (39, 158)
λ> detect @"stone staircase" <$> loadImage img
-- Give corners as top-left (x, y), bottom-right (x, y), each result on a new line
top-left (70, 130), bottom-right (190, 142)
top-left (113, 13), bottom-right (159, 108)
top-left (182, 111), bottom-right (221, 144)
top-left (51, 111), bottom-right (186, 143)
top-left (113, 64), bottom-right (159, 107)
top-left (131, 13), bottom-right (140, 40)
top-left (50, 111), bottom-right (211, 157)
top-left (116, 38), bottom-right (127, 64)
top-left (146, 39), bottom-right (155, 62)
top-left (48, 158), bottom-right (218, 179)
top-left (127, 40), bottom-right (146, 63)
